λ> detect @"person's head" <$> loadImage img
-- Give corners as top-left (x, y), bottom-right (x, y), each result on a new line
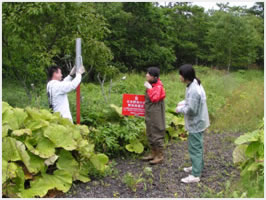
top-left (146, 67), bottom-right (160, 83)
top-left (48, 66), bottom-right (62, 81)
top-left (179, 64), bottom-right (201, 85)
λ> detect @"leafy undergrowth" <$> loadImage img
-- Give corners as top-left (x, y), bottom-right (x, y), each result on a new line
top-left (2, 102), bottom-right (109, 198)
top-left (85, 104), bottom-right (187, 158)
top-left (2, 101), bottom-right (187, 198)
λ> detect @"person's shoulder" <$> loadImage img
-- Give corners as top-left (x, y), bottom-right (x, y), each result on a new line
top-left (47, 80), bottom-right (61, 87)
top-left (189, 82), bottom-right (201, 96)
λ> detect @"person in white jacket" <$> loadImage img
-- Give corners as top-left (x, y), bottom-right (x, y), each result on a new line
top-left (46, 65), bottom-right (85, 123)
top-left (176, 64), bottom-right (210, 184)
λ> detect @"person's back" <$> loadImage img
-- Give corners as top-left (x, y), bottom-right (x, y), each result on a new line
top-left (184, 79), bottom-right (209, 133)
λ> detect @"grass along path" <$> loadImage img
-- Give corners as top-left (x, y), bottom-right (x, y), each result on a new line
top-left (62, 131), bottom-right (241, 198)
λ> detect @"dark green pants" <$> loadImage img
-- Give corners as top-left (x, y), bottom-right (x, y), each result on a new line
top-left (188, 131), bottom-right (204, 177)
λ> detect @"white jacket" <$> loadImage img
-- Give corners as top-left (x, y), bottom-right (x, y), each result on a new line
top-left (46, 74), bottom-right (81, 123)
top-left (179, 79), bottom-right (210, 133)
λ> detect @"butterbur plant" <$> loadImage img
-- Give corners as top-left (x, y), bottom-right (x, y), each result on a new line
top-left (2, 102), bottom-right (109, 198)
top-left (232, 118), bottom-right (264, 197)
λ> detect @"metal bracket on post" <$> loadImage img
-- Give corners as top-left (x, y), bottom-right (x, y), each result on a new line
top-left (75, 38), bottom-right (82, 124)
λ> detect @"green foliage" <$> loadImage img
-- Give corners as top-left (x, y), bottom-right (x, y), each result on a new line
top-left (122, 172), bottom-right (144, 192)
top-left (232, 119), bottom-right (264, 197)
top-left (89, 115), bottom-right (146, 157)
top-left (165, 111), bottom-right (188, 144)
top-left (2, 2), bottom-right (114, 102)
top-left (94, 2), bottom-right (176, 72)
top-left (206, 10), bottom-right (262, 71)
top-left (125, 139), bottom-right (144, 154)
top-left (2, 102), bottom-right (109, 198)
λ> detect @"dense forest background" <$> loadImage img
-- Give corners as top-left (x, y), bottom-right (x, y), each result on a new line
top-left (2, 2), bottom-right (264, 98)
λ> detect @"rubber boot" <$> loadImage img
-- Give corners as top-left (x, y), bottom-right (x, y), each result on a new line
top-left (141, 148), bottom-right (156, 161)
top-left (149, 148), bottom-right (164, 165)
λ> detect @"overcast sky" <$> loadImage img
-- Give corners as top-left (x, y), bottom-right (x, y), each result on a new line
top-left (192, 1), bottom-right (255, 10)
top-left (159, 1), bottom-right (256, 10)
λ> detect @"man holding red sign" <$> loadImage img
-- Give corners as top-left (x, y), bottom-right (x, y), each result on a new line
top-left (142, 67), bottom-right (166, 164)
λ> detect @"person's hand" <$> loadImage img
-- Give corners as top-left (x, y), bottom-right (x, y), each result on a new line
top-left (144, 81), bottom-right (152, 89)
top-left (76, 65), bottom-right (86, 75)
top-left (175, 106), bottom-right (180, 113)
top-left (69, 66), bottom-right (77, 76)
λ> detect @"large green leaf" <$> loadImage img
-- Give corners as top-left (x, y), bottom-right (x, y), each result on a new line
top-left (245, 141), bottom-right (263, 158)
top-left (77, 124), bottom-right (90, 137)
top-left (247, 162), bottom-right (264, 172)
top-left (56, 149), bottom-right (90, 182)
top-left (25, 119), bottom-right (49, 131)
top-left (2, 165), bottom-right (25, 198)
top-left (3, 137), bottom-right (43, 174)
top-left (43, 124), bottom-right (77, 150)
top-left (90, 153), bottom-right (109, 172)
top-left (27, 152), bottom-right (46, 174)
top-left (12, 129), bottom-right (32, 137)
top-left (233, 144), bottom-right (248, 164)
top-left (25, 136), bottom-right (56, 159)
top-left (77, 139), bottom-right (95, 159)
top-left (2, 124), bottom-right (10, 137)
top-left (56, 149), bottom-right (79, 176)
top-left (125, 139), bottom-right (144, 154)
top-left (2, 107), bottom-right (27, 131)
top-left (166, 127), bottom-right (179, 138)
top-left (235, 130), bottom-right (261, 145)
top-left (20, 170), bottom-right (72, 198)
top-left (171, 116), bottom-right (185, 126)
top-left (13, 108), bottom-right (28, 128)
top-left (2, 101), bottom-right (11, 114)
top-left (44, 155), bottom-right (58, 167)
top-left (3, 137), bottom-right (21, 161)
top-left (76, 160), bottom-right (91, 183)
top-left (2, 159), bottom-right (8, 184)
top-left (16, 140), bottom-right (39, 174)
top-left (110, 104), bottom-right (123, 117)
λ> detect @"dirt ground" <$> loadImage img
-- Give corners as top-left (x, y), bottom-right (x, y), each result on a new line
top-left (61, 132), bottom-right (241, 198)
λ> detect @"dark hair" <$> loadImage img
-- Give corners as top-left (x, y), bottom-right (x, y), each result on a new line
top-left (147, 67), bottom-right (160, 78)
top-left (47, 66), bottom-right (61, 80)
top-left (179, 64), bottom-right (201, 85)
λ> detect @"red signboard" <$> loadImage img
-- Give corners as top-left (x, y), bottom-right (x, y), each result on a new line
top-left (122, 94), bottom-right (145, 117)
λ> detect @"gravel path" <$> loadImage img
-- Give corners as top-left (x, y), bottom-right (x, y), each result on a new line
top-left (62, 132), bottom-right (241, 198)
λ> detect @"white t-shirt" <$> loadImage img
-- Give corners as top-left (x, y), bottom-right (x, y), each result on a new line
top-left (46, 74), bottom-right (81, 123)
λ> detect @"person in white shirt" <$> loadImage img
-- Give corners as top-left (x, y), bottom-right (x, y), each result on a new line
top-left (46, 65), bottom-right (85, 123)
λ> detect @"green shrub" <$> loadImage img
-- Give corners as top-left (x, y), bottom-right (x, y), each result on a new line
top-left (2, 102), bottom-right (109, 198)
top-left (232, 119), bottom-right (264, 197)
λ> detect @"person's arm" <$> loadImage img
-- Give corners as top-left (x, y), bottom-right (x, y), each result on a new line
top-left (63, 75), bottom-right (73, 82)
top-left (64, 66), bottom-right (77, 82)
top-left (57, 73), bottom-right (82, 94)
top-left (179, 90), bottom-right (200, 115)
top-left (147, 85), bottom-right (163, 103)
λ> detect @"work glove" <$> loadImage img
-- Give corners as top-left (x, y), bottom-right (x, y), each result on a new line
top-left (176, 100), bottom-right (186, 113)
top-left (144, 81), bottom-right (152, 89)
top-left (76, 65), bottom-right (86, 75)
top-left (69, 66), bottom-right (77, 76)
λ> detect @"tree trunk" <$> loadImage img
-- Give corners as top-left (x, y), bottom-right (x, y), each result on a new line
top-left (97, 73), bottom-right (108, 103)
